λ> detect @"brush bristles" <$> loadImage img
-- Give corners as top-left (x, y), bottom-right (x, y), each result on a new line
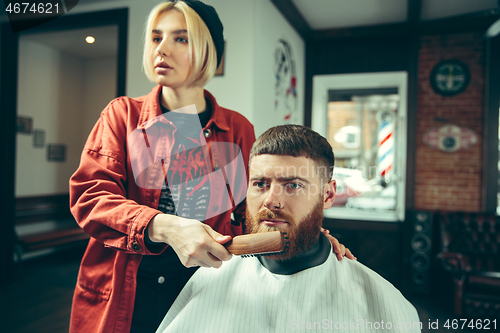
top-left (224, 231), bottom-right (289, 256)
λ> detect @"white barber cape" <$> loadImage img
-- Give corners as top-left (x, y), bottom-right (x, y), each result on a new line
top-left (156, 251), bottom-right (421, 333)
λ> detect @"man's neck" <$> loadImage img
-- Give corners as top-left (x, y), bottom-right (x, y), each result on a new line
top-left (257, 233), bottom-right (331, 275)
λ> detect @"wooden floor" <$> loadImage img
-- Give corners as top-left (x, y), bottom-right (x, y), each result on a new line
top-left (0, 247), bottom-right (84, 333)
top-left (0, 248), bottom-right (484, 333)
top-left (406, 293), bottom-right (475, 333)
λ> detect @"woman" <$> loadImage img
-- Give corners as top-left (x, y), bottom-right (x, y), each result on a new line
top-left (69, 1), bottom-right (351, 332)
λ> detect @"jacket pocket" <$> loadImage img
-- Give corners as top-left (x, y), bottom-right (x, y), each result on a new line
top-left (76, 281), bottom-right (111, 301)
top-left (70, 283), bottom-right (110, 333)
top-left (76, 239), bottom-right (115, 301)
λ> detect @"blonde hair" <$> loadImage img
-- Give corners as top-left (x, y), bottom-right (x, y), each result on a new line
top-left (142, 1), bottom-right (217, 87)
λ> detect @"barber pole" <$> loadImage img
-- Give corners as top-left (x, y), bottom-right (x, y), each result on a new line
top-left (377, 110), bottom-right (396, 182)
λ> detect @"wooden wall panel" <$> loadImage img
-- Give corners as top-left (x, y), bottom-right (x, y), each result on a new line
top-left (323, 218), bottom-right (402, 285)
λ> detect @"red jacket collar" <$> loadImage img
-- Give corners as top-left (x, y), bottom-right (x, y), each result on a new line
top-left (204, 90), bottom-right (230, 132)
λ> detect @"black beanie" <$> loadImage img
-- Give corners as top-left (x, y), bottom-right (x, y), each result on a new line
top-left (168, 0), bottom-right (224, 68)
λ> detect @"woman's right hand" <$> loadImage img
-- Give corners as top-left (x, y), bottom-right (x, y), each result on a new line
top-left (148, 214), bottom-right (233, 268)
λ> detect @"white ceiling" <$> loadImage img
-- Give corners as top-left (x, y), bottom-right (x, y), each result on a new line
top-left (421, 0), bottom-right (498, 20)
top-left (13, 0), bottom-right (500, 59)
top-left (292, 0), bottom-right (407, 30)
top-left (291, 0), bottom-right (499, 30)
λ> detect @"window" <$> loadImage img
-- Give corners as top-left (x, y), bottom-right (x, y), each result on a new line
top-left (312, 72), bottom-right (407, 221)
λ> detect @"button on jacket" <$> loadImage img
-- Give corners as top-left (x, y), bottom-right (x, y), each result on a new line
top-left (69, 86), bottom-right (255, 333)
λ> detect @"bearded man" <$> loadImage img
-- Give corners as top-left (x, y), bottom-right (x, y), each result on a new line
top-left (156, 125), bottom-right (421, 333)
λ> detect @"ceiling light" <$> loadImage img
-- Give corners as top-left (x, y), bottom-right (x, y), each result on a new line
top-left (486, 18), bottom-right (500, 38)
top-left (86, 36), bottom-right (95, 44)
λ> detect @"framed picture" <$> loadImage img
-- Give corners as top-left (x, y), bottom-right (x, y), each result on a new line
top-left (33, 129), bottom-right (45, 148)
top-left (17, 116), bottom-right (33, 134)
top-left (47, 144), bottom-right (66, 162)
top-left (215, 41), bottom-right (226, 76)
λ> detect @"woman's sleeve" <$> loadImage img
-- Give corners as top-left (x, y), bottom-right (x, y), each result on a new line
top-left (69, 99), bottom-right (165, 254)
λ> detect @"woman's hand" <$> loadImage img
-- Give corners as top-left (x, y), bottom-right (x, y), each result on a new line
top-left (149, 214), bottom-right (233, 268)
top-left (321, 228), bottom-right (356, 261)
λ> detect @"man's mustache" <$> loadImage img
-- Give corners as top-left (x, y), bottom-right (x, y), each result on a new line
top-left (254, 209), bottom-right (295, 226)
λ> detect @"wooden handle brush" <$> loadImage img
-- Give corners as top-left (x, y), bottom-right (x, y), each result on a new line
top-left (224, 231), bottom-right (289, 257)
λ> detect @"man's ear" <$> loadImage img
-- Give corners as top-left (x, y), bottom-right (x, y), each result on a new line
top-left (323, 180), bottom-right (336, 209)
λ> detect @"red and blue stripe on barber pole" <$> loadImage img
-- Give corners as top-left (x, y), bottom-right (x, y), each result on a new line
top-left (378, 117), bottom-right (395, 180)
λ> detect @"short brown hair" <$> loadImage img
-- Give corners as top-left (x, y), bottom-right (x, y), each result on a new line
top-left (249, 125), bottom-right (335, 185)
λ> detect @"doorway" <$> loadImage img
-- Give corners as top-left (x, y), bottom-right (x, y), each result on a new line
top-left (0, 8), bottom-right (128, 284)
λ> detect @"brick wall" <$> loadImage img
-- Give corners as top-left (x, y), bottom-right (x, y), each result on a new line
top-left (415, 32), bottom-right (485, 211)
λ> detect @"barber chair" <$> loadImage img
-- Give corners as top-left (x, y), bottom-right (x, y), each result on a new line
top-left (436, 212), bottom-right (500, 318)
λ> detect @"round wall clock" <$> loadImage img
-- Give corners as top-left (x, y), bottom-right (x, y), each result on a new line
top-left (430, 59), bottom-right (470, 96)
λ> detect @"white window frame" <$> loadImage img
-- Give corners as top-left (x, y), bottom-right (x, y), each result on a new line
top-left (312, 72), bottom-right (408, 222)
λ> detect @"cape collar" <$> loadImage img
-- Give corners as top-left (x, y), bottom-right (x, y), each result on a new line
top-left (257, 232), bottom-right (331, 275)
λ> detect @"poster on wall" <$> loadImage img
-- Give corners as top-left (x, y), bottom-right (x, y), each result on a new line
top-left (215, 41), bottom-right (226, 76)
top-left (33, 129), bottom-right (45, 148)
top-left (274, 39), bottom-right (298, 124)
top-left (47, 144), bottom-right (66, 162)
top-left (16, 116), bottom-right (33, 134)
top-left (422, 124), bottom-right (477, 152)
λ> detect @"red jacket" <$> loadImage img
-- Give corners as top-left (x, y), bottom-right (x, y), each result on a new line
top-left (69, 86), bottom-right (255, 333)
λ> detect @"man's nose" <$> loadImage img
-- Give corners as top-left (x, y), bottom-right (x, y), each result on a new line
top-left (264, 183), bottom-right (283, 210)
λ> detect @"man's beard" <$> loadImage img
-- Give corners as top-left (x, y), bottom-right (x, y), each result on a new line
top-left (245, 200), bottom-right (324, 261)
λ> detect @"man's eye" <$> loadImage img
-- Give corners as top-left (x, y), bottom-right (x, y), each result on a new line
top-left (253, 181), bottom-right (267, 189)
top-left (286, 183), bottom-right (302, 190)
